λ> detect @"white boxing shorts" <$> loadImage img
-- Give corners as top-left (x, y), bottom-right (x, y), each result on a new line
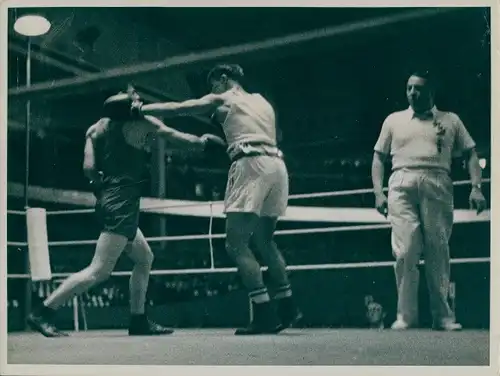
top-left (224, 155), bottom-right (289, 217)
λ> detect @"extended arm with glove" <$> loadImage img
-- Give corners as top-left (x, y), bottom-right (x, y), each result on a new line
top-left (102, 87), bottom-right (226, 153)
top-left (128, 88), bottom-right (226, 153)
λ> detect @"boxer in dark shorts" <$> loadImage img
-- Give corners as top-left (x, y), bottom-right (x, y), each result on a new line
top-left (91, 115), bottom-right (147, 243)
top-left (27, 89), bottom-right (225, 337)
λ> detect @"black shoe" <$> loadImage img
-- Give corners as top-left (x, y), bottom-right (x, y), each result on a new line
top-left (277, 297), bottom-right (303, 328)
top-left (128, 316), bottom-right (174, 336)
top-left (235, 301), bottom-right (284, 335)
top-left (27, 312), bottom-right (69, 338)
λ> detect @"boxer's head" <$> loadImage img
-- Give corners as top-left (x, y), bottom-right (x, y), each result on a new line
top-left (406, 70), bottom-right (435, 114)
top-left (207, 64), bottom-right (244, 94)
top-left (102, 87), bottom-right (138, 121)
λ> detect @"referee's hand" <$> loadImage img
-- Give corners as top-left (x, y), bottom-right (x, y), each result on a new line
top-left (375, 193), bottom-right (388, 218)
top-left (469, 188), bottom-right (487, 214)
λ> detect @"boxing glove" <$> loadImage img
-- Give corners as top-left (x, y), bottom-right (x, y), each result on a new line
top-left (201, 134), bottom-right (226, 153)
top-left (102, 90), bottom-right (143, 121)
top-left (89, 171), bottom-right (104, 197)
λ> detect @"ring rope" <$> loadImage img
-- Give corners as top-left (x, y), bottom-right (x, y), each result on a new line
top-left (43, 200), bottom-right (226, 216)
top-left (7, 210), bottom-right (27, 215)
top-left (7, 219), bottom-right (488, 249)
top-left (6, 257), bottom-right (490, 279)
top-left (287, 178), bottom-right (491, 201)
top-left (7, 241), bottom-right (29, 247)
top-left (6, 178), bottom-right (490, 216)
top-left (43, 208), bottom-right (95, 216)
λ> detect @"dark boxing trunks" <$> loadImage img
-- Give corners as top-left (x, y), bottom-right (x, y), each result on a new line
top-left (95, 184), bottom-right (142, 241)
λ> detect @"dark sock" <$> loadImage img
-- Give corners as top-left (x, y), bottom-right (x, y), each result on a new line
top-left (249, 287), bottom-right (270, 304)
top-left (36, 304), bottom-right (57, 318)
top-left (130, 313), bottom-right (147, 325)
top-left (274, 284), bottom-right (292, 300)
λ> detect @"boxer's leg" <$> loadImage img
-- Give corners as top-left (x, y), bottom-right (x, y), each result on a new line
top-left (125, 229), bottom-right (154, 315)
top-left (253, 217), bottom-right (303, 328)
top-left (225, 212), bottom-right (264, 292)
top-left (253, 158), bottom-right (301, 327)
top-left (125, 228), bottom-right (174, 335)
top-left (224, 159), bottom-right (266, 292)
top-left (44, 232), bottom-right (127, 309)
top-left (224, 157), bottom-right (282, 335)
top-left (253, 216), bottom-right (288, 288)
top-left (27, 231), bottom-right (128, 337)
top-left (227, 212), bottom-right (283, 335)
top-left (28, 189), bottom-right (136, 337)
top-left (256, 158), bottom-right (289, 288)
top-left (43, 192), bottom-right (140, 311)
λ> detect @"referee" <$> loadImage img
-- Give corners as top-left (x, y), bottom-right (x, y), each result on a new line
top-left (371, 70), bottom-right (486, 330)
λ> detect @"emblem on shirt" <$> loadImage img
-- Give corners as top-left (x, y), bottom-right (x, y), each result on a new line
top-left (433, 118), bottom-right (446, 153)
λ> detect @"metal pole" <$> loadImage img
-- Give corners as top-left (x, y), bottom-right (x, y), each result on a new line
top-left (151, 138), bottom-right (167, 250)
top-left (24, 37), bottom-right (31, 209)
top-left (23, 37), bottom-right (32, 330)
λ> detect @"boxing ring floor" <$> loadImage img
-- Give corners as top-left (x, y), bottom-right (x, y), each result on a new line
top-left (7, 328), bottom-right (490, 366)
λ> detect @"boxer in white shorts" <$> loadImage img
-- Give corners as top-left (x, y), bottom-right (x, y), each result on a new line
top-left (136, 64), bottom-right (302, 335)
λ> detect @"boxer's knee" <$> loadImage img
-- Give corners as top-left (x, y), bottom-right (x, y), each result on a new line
top-left (225, 233), bottom-right (253, 263)
top-left (252, 217), bottom-right (277, 248)
top-left (129, 248), bottom-right (154, 271)
top-left (225, 212), bottom-right (259, 251)
top-left (127, 230), bottom-right (154, 269)
top-left (225, 233), bottom-right (247, 258)
top-left (86, 263), bottom-right (114, 285)
top-left (88, 231), bottom-right (128, 284)
top-left (134, 248), bottom-right (154, 269)
top-left (225, 240), bottom-right (238, 258)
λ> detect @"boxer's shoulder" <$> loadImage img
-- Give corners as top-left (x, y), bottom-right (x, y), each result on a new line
top-left (86, 118), bottom-right (110, 139)
top-left (201, 92), bottom-right (227, 108)
top-left (122, 118), bottom-right (157, 136)
top-left (121, 119), bottom-right (153, 150)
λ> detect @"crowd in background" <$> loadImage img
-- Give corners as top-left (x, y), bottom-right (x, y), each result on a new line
top-left (6, 117), bottom-right (490, 313)
top-left (7, 126), bottom-right (482, 203)
top-left (7, 210), bottom-right (489, 313)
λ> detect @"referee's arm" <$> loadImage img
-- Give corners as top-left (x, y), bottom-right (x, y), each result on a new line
top-left (371, 152), bottom-right (387, 196)
top-left (371, 115), bottom-right (393, 196)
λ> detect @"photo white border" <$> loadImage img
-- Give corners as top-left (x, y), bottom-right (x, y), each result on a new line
top-left (0, 1), bottom-right (497, 375)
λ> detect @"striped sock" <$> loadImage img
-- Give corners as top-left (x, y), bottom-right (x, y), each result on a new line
top-left (249, 287), bottom-right (270, 304)
top-left (274, 284), bottom-right (292, 300)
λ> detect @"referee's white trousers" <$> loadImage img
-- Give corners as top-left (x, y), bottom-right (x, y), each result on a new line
top-left (387, 168), bottom-right (455, 326)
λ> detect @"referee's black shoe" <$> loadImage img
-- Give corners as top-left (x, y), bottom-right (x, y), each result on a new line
top-left (128, 315), bottom-right (174, 336)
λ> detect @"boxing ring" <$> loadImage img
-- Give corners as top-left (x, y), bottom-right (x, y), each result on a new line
top-left (4, 6), bottom-right (494, 371)
top-left (6, 178), bottom-right (492, 366)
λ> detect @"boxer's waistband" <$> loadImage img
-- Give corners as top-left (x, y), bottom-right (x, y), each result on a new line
top-left (229, 142), bottom-right (283, 163)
